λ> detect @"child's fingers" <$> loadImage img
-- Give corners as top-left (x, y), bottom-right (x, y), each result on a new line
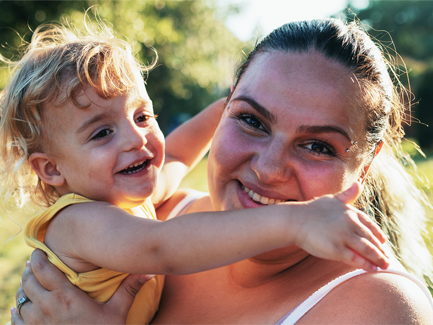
top-left (356, 212), bottom-right (387, 244)
top-left (334, 182), bottom-right (362, 205)
top-left (353, 222), bottom-right (388, 257)
top-left (348, 237), bottom-right (390, 270)
top-left (349, 250), bottom-right (378, 272)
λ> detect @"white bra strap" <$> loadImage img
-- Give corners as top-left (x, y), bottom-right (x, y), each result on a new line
top-left (166, 190), bottom-right (209, 220)
top-left (280, 268), bottom-right (433, 325)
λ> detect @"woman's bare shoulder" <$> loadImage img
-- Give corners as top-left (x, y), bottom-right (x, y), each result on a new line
top-left (156, 189), bottom-right (212, 221)
top-left (186, 194), bottom-right (213, 213)
top-left (299, 271), bottom-right (433, 324)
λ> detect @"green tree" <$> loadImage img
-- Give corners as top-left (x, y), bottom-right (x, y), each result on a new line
top-left (0, 1), bottom-right (244, 133)
top-left (343, 0), bottom-right (433, 149)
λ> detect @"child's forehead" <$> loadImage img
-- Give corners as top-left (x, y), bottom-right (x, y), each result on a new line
top-left (42, 81), bottom-right (150, 131)
top-left (55, 75), bottom-right (149, 106)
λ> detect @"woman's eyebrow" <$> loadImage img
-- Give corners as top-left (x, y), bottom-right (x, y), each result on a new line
top-left (232, 96), bottom-right (276, 123)
top-left (297, 125), bottom-right (352, 142)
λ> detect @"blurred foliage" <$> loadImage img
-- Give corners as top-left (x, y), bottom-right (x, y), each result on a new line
top-left (343, 0), bottom-right (433, 149)
top-left (0, 0), bottom-right (245, 133)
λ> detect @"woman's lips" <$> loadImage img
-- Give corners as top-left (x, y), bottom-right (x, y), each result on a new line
top-left (242, 185), bottom-right (284, 205)
top-left (235, 181), bottom-right (291, 209)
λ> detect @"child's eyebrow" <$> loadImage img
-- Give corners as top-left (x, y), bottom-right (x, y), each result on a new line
top-left (131, 97), bottom-right (151, 108)
top-left (76, 113), bottom-right (109, 135)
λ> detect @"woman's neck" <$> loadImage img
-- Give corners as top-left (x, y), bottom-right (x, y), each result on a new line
top-left (227, 248), bottom-right (356, 293)
top-left (227, 246), bottom-right (312, 288)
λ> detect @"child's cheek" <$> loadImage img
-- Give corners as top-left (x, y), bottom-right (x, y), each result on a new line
top-left (148, 124), bottom-right (165, 171)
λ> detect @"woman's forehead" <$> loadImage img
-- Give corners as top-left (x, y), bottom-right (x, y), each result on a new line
top-left (242, 51), bottom-right (355, 90)
top-left (233, 50), bottom-right (366, 137)
top-left (240, 51), bottom-right (362, 106)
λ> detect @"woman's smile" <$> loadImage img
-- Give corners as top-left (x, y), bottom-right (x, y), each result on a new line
top-left (242, 184), bottom-right (285, 205)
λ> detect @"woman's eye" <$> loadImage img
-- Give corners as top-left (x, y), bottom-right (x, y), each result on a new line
top-left (240, 115), bottom-right (265, 130)
top-left (91, 129), bottom-right (112, 141)
top-left (304, 141), bottom-right (334, 156)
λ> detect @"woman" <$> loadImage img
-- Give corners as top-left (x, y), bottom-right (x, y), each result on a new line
top-left (12, 18), bottom-right (433, 324)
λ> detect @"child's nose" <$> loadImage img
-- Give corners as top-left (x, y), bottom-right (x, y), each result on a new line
top-left (123, 123), bottom-right (147, 151)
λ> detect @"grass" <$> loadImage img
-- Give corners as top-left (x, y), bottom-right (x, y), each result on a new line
top-left (0, 156), bottom-right (432, 323)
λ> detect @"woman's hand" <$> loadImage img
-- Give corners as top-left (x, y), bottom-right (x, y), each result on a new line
top-left (11, 249), bottom-right (152, 325)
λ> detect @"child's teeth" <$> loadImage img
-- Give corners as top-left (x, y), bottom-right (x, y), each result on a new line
top-left (260, 196), bottom-right (269, 204)
top-left (129, 160), bottom-right (145, 169)
top-left (123, 160), bottom-right (147, 174)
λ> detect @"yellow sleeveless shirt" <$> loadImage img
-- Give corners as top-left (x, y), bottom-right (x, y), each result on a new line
top-left (24, 193), bottom-right (164, 324)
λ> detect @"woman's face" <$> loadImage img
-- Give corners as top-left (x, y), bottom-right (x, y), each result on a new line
top-left (208, 51), bottom-right (370, 212)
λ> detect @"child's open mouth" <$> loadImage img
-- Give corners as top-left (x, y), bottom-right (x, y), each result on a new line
top-left (120, 160), bottom-right (148, 174)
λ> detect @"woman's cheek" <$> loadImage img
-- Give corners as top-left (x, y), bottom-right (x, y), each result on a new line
top-left (211, 124), bottom-right (254, 174)
top-left (296, 158), bottom-right (348, 200)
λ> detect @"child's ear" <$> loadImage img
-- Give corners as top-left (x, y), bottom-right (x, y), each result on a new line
top-left (29, 153), bottom-right (65, 187)
top-left (359, 140), bottom-right (384, 184)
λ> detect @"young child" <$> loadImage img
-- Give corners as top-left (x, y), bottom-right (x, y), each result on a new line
top-left (0, 23), bottom-right (389, 324)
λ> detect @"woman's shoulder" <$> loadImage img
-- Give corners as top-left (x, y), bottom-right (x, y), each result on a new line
top-left (299, 271), bottom-right (433, 324)
top-left (156, 189), bottom-right (212, 221)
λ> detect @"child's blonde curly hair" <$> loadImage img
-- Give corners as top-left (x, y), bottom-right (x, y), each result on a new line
top-left (0, 20), bottom-right (155, 208)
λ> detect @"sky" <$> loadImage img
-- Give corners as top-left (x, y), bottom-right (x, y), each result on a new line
top-left (218, 0), bottom-right (369, 41)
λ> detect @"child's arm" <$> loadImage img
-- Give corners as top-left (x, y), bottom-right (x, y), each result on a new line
top-left (151, 98), bottom-right (225, 208)
top-left (45, 182), bottom-right (390, 276)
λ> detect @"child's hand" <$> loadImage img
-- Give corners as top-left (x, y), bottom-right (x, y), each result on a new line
top-left (292, 182), bottom-right (390, 272)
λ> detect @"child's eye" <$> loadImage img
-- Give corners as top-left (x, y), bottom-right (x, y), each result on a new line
top-left (135, 113), bottom-right (157, 124)
top-left (303, 141), bottom-right (335, 156)
top-left (91, 129), bottom-right (112, 141)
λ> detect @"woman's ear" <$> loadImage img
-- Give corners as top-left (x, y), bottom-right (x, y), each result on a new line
top-left (359, 140), bottom-right (384, 184)
top-left (29, 153), bottom-right (65, 187)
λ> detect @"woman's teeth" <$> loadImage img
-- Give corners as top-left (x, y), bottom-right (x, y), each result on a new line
top-left (242, 186), bottom-right (284, 205)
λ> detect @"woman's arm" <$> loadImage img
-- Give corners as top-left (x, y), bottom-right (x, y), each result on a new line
top-left (11, 249), bottom-right (151, 325)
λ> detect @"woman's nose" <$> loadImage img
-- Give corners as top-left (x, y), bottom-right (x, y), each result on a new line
top-left (251, 142), bottom-right (292, 184)
top-left (122, 122), bottom-right (147, 151)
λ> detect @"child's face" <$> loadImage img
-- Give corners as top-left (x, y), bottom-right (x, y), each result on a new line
top-left (42, 76), bottom-right (164, 209)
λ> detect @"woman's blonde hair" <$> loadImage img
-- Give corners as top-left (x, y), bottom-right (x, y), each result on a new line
top-left (0, 20), bottom-right (155, 209)
top-left (229, 18), bottom-right (433, 282)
